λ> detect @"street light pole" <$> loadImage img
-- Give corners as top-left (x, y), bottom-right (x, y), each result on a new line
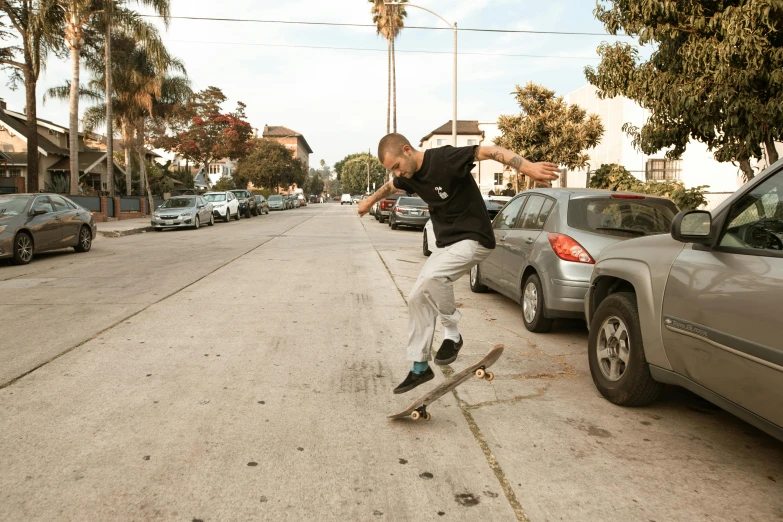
top-left (385, 2), bottom-right (457, 146)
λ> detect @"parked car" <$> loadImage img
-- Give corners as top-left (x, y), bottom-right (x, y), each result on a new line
top-left (268, 195), bottom-right (286, 211)
top-left (229, 189), bottom-right (257, 218)
top-left (389, 197), bottom-right (429, 230)
top-left (204, 191), bottom-right (240, 222)
top-left (152, 195), bottom-right (214, 230)
top-left (423, 196), bottom-right (512, 256)
top-left (254, 195), bottom-right (269, 214)
top-left (469, 188), bottom-right (679, 333)
top-left (296, 193), bottom-right (307, 207)
top-left (0, 193), bottom-right (96, 265)
top-left (341, 193), bottom-right (353, 205)
top-left (333, 195), bottom-right (341, 202)
top-left (352, 195), bottom-right (363, 204)
top-left (377, 192), bottom-right (406, 223)
top-left (584, 159), bottom-right (783, 442)
top-left (290, 195), bottom-right (300, 209)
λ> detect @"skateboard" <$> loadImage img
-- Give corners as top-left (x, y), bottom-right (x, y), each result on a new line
top-left (388, 344), bottom-right (504, 421)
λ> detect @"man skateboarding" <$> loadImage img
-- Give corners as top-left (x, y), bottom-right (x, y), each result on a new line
top-left (357, 133), bottom-right (559, 394)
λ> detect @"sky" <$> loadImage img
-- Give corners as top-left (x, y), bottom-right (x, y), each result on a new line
top-left (0, 0), bottom-right (634, 168)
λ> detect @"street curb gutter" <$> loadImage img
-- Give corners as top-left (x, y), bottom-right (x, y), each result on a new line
top-left (98, 226), bottom-right (154, 238)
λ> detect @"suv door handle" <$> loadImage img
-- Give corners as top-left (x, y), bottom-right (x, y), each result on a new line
top-left (525, 238), bottom-right (534, 244)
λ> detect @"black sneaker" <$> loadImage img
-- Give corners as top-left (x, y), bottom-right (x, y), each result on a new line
top-left (393, 367), bottom-right (434, 394)
top-left (434, 336), bottom-right (463, 365)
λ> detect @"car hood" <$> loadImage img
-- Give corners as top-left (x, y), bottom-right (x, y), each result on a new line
top-left (595, 233), bottom-right (685, 263)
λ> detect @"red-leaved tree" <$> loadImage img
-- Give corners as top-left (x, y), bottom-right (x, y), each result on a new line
top-left (155, 86), bottom-right (253, 186)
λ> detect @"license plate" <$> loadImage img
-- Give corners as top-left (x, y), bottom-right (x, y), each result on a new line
top-left (412, 210), bottom-right (420, 216)
top-left (165, 221), bottom-right (174, 225)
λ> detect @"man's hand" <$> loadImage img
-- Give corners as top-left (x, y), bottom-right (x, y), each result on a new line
top-left (521, 161), bottom-right (560, 186)
top-left (357, 198), bottom-right (373, 217)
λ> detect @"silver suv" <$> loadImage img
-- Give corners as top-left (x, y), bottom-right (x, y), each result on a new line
top-left (585, 159), bottom-right (783, 442)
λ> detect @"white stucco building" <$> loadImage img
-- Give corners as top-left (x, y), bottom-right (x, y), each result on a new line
top-left (565, 84), bottom-right (782, 208)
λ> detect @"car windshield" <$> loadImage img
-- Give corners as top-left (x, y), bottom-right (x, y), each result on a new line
top-left (269, 195), bottom-right (282, 202)
top-left (398, 197), bottom-right (426, 207)
top-left (0, 196), bottom-right (29, 215)
top-left (162, 197), bottom-right (194, 208)
top-left (230, 191), bottom-right (245, 197)
top-left (204, 194), bottom-right (226, 202)
top-left (568, 196), bottom-right (677, 237)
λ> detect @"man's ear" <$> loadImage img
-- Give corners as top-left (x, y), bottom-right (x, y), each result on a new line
top-left (402, 145), bottom-right (411, 155)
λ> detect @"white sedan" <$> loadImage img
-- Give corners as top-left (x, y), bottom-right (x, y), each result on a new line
top-left (204, 191), bottom-right (240, 222)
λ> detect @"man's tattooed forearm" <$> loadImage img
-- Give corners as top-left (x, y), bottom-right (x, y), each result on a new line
top-left (507, 155), bottom-right (524, 171)
top-left (489, 151), bottom-right (505, 163)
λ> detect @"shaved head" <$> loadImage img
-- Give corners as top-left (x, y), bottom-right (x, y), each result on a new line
top-left (378, 133), bottom-right (413, 163)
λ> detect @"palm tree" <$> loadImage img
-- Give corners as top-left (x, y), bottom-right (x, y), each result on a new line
top-left (103, 0), bottom-right (170, 196)
top-left (369, 0), bottom-right (406, 134)
top-left (0, 0), bottom-right (64, 192)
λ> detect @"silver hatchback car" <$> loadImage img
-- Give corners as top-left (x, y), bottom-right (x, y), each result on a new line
top-left (152, 195), bottom-right (214, 230)
top-left (470, 188), bottom-right (679, 332)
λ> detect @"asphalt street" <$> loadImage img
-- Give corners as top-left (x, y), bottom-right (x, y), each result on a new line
top-left (1, 203), bottom-right (781, 521)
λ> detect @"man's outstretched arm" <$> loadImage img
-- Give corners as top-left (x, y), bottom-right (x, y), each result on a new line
top-left (357, 180), bottom-right (396, 217)
top-left (474, 146), bottom-right (560, 186)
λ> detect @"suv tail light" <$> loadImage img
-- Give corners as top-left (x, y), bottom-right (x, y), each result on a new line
top-left (381, 199), bottom-right (395, 210)
top-left (548, 233), bottom-right (595, 264)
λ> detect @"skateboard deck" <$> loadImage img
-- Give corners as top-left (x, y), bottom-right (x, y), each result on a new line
top-left (388, 344), bottom-right (504, 421)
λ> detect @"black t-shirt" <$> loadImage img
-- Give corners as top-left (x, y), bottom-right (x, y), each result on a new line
top-left (393, 145), bottom-right (495, 249)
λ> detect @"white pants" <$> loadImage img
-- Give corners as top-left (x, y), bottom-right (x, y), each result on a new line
top-left (406, 240), bottom-right (493, 362)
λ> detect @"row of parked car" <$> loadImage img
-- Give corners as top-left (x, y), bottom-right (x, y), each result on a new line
top-left (151, 190), bottom-right (270, 230)
top-left (268, 193), bottom-right (309, 211)
top-left (409, 161), bottom-right (783, 442)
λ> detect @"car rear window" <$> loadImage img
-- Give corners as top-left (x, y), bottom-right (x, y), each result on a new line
top-left (398, 197), bottom-right (426, 207)
top-left (568, 196), bottom-right (677, 238)
top-left (269, 195), bottom-right (282, 201)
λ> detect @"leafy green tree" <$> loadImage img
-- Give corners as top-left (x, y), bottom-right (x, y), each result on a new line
top-left (308, 172), bottom-right (324, 196)
top-left (589, 163), bottom-right (708, 210)
top-left (334, 152), bottom-right (385, 194)
top-left (211, 175), bottom-right (235, 191)
top-left (585, 0), bottom-right (783, 181)
top-left (495, 82), bottom-right (604, 187)
top-left (0, 0), bottom-right (65, 192)
top-left (235, 138), bottom-right (304, 193)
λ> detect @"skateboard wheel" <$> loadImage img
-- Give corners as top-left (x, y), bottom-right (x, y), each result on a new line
top-left (486, 372), bottom-right (495, 382)
top-left (423, 412), bottom-right (432, 421)
top-left (475, 368), bottom-right (486, 379)
top-left (411, 411), bottom-right (421, 421)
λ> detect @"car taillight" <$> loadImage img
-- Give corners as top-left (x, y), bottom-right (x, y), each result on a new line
top-left (396, 207), bottom-right (403, 213)
top-left (548, 233), bottom-right (595, 264)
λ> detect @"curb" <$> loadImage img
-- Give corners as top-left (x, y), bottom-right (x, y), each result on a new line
top-left (98, 226), bottom-right (154, 238)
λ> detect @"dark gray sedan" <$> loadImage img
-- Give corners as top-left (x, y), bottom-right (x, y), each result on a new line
top-left (389, 197), bottom-right (429, 230)
top-left (0, 193), bottom-right (96, 265)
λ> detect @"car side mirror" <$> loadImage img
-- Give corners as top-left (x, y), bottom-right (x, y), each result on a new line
top-left (32, 208), bottom-right (48, 216)
top-left (671, 210), bottom-right (713, 245)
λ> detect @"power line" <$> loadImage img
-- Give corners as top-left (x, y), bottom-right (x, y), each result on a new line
top-left (142, 15), bottom-right (623, 37)
top-left (163, 39), bottom-right (599, 60)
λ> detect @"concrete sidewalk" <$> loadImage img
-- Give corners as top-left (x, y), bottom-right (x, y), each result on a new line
top-left (96, 217), bottom-right (153, 237)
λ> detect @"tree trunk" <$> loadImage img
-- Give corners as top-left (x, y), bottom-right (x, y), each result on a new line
top-left (136, 125), bottom-right (145, 195)
top-left (392, 36), bottom-right (397, 133)
top-left (105, 11), bottom-right (114, 196)
top-left (739, 159), bottom-right (755, 182)
top-left (124, 142), bottom-right (132, 195)
top-left (765, 139), bottom-right (779, 166)
top-left (68, 44), bottom-right (81, 195)
top-left (138, 148), bottom-right (153, 214)
top-left (386, 38), bottom-right (391, 136)
top-left (23, 70), bottom-right (40, 193)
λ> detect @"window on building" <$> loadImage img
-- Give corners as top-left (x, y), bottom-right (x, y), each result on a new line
top-left (3, 168), bottom-right (22, 178)
top-left (436, 139), bottom-right (445, 146)
top-left (467, 139), bottom-right (478, 146)
top-left (645, 159), bottom-right (682, 181)
top-left (494, 172), bottom-right (503, 185)
top-left (209, 164), bottom-right (222, 175)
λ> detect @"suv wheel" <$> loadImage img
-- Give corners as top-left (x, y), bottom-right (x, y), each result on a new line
top-left (521, 274), bottom-right (553, 333)
top-left (588, 292), bottom-right (663, 406)
top-left (469, 264), bottom-right (488, 293)
top-left (422, 230), bottom-right (431, 256)
top-left (224, 210), bottom-right (231, 223)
